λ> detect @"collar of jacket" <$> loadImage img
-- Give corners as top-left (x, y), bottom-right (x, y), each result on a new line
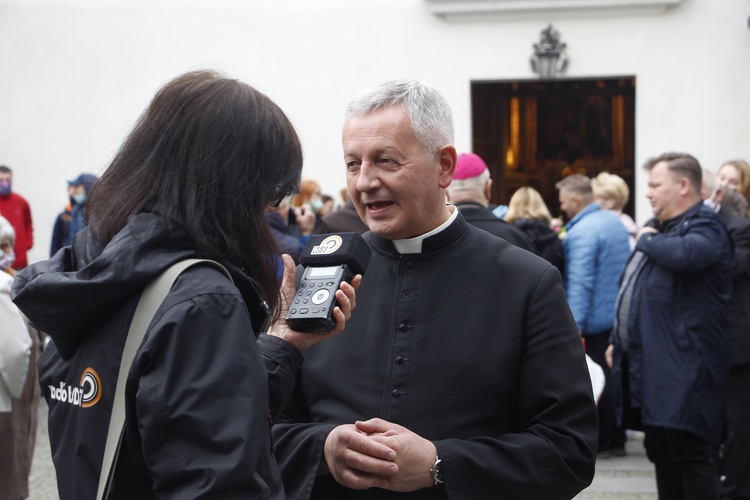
top-left (658, 201), bottom-right (706, 233)
top-left (565, 201), bottom-right (601, 231)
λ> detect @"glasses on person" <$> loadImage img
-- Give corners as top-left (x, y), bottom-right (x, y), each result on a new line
top-left (269, 181), bottom-right (300, 208)
top-left (269, 193), bottom-right (286, 208)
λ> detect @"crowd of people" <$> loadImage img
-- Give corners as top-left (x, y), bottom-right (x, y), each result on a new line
top-left (0, 69), bottom-right (747, 500)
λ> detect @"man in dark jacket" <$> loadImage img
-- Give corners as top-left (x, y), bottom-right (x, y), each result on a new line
top-left (446, 152), bottom-right (536, 253)
top-left (273, 80), bottom-right (597, 500)
top-left (611, 153), bottom-right (732, 500)
top-left (50, 173), bottom-right (98, 256)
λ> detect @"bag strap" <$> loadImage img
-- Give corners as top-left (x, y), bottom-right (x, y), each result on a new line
top-left (96, 259), bottom-right (233, 500)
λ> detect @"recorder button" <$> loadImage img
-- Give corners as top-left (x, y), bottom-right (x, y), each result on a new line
top-left (312, 289), bottom-right (330, 305)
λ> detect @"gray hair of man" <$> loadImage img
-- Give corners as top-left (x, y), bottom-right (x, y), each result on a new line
top-left (447, 169), bottom-right (491, 200)
top-left (555, 174), bottom-right (594, 202)
top-left (0, 215), bottom-right (15, 246)
top-left (344, 80), bottom-right (455, 157)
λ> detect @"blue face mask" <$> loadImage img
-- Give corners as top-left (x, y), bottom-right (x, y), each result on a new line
top-left (309, 198), bottom-right (324, 213)
top-left (0, 250), bottom-right (15, 271)
top-left (74, 193), bottom-right (87, 205)
top-left (0, 181), bottom-right (11, 196)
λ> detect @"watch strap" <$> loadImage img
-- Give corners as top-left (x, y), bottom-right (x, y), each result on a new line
top-left (431, 456), bottom-right (444, 486)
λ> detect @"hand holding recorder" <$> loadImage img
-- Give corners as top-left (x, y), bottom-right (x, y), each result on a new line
top-left (285, 232), bottom-right (371, 332)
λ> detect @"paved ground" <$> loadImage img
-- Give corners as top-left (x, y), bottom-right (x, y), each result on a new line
top-left (28, 400), bottom-right (657, 499)
top-left (575, 432), bottom-right (657, 500)
top-left (28, 400), bottom-right (58, 500)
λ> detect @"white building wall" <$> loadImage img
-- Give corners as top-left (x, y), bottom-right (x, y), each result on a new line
top-left (1, 0), bottom-right (748, 265)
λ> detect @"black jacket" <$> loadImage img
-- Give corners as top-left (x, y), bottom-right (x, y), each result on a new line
top-left (612, 203), bottom-right (732, 442)
top-left (454, 202), bottom-right (537, 254)
top-left (274, 214), bottom-right (597, 499)
top-left (718, 208), bottom-right (750, 366)
top-left (511, 218), bottom-right (565, 274)
top-left (12, 213), bottom-right (301, 499)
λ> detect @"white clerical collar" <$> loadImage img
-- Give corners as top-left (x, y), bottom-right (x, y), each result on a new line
top-left (392, 205), bottom-right (458, 254)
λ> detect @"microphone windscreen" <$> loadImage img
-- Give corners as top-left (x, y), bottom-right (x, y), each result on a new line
top-left (299, 232), bottom-right (371, 275)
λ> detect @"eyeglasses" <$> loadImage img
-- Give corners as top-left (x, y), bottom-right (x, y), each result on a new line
top-left (269, 193), bottom-right (286, 208)
top-left (269, 180), bottom-right (300, 208)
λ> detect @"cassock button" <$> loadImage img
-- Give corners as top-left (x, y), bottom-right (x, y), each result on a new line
top-left (406, 260), bottom-right (414, 269)
top-left (398, 323), bottom-right (407, 332)
top-left (391, 389), bottom-right (400, 398)
top-left (395, 355), bottom-right (404, 364)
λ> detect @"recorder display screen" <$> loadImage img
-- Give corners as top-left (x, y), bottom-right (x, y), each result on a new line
top-left (307, 266), bottom-right (339, 279)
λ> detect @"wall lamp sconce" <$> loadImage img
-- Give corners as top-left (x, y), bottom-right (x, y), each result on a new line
top-left (530, 24), bottom-right (569, 79)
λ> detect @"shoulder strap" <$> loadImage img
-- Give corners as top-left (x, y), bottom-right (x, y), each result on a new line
top-left (97, 259), bottom-right (232, 500)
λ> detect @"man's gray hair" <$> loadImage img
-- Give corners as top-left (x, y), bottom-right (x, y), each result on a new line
top-left (345, 80), bottom-right (454, 156)
top-left (555, 174), bottom-right (593, 198)
top-left (447, 169), bottom-right (490, 195)
top-left (0, 215), bottom-right (15, 246)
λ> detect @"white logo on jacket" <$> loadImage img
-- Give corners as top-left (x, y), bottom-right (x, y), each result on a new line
top-left (48, 367), bottom-right (102, 408)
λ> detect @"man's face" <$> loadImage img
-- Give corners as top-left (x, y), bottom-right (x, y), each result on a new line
top-left (69, 184), bottom-right (85, 197)
top-left (343, 106), bottom-right (454, 240)
top-left (647, 161), bottom-right (683, 222)
top-left (558, 189), bottom-right (579, 220)
top-left (0, 172), bottom-right (11, 184)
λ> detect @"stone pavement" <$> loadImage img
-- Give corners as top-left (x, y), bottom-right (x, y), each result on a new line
top-left (575, 432), bottom-right (658, 499)
top-left (28, 399), bottom-right (657, 499)
top-left (28, 400), bottom-right (58, 500)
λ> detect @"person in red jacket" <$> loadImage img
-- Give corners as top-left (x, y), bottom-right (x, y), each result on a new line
top-left (0, 166), bottom-right (33, 269)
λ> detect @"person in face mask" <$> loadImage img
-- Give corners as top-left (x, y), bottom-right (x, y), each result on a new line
top-left (50, 173), bottom-right (98, 256)
top-left (0, 166), bottom-right (33, 270)
top-left (0, 213), bottom-right (42, 500)
top-left (0, 215), bottom-right (17, 273)
top-left (291, 179), bottom-right (324, 213)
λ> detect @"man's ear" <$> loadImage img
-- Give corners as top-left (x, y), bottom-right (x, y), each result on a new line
top-left (571, 194), bottom-right (582, 211)
top-left (678, 177), bottom-right (692, 197)
top-left (437, 145), bottom-right (457, 189)
top-left (484, 178), bottom-right (493, 203)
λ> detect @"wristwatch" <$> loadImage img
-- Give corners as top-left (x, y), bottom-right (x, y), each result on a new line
top-left (431, 456), bottom-right (444, 486)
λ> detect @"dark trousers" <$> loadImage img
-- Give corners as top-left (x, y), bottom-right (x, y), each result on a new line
top-left (584, 331), bottom-right (625, 449)
top-left (719, 362), bottom-right (750, 499)
top-left (644, 425), bottom-right (719, 500)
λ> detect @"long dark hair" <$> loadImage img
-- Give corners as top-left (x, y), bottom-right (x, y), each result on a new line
top-left (86, 70), bottom-right (302, 314)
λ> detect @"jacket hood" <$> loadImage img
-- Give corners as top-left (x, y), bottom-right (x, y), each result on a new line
top-left (513, 218), bottom-right (558, 244)
top-left (11, 213), bottom-right (243, 357)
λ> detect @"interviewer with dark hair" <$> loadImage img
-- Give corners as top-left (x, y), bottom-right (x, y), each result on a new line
top-left (11, 70), bottom-right (359, 499)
